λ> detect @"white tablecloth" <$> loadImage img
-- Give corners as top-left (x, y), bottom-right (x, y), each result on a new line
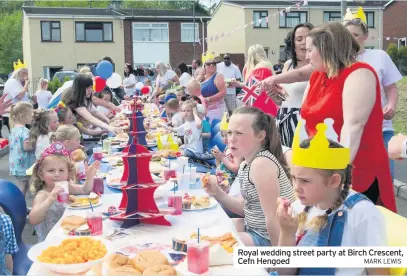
top-left (27, 170), bottom-right (268, 275)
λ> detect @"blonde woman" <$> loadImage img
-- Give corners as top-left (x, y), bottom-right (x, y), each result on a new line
top-left (150, 61), bottom-right (179, 101)
top-left (231, 44), bottom-right (278, 116)
top-left (35, 78), bottom-right (52, 109)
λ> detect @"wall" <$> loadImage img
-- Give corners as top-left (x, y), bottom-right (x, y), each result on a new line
top-left (383, 0), bottom-right (407, 50)
top-left (22, 14), bottom-right (32, 92)
top-left (24, 16), bottom-right (125, 83)
top-left (207, 4), bottom-right (246, 56)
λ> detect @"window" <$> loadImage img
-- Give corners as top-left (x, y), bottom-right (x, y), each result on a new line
top-left (253, 11), bottom-right (268, 28)
top-left (279, 45), bottom-right (288, 62)
top-left (264, 47), bottom-right (269, 58)
top-left (41, 21), bottom-right (61, 42)
top-left (75, 22), bottom-right (113, 42)
top-left (133, 23), bottom-right (169, 42)
top-left (365, 46), bottom-right (375, 50)
top-left (365, 12), bottom-right (375, 28)
top-left (181, 23), bottom-right (199, 42)
top-left (279, 11), bottom-right (307, 28)
top-left (323, 11), bottom-right (342, 22)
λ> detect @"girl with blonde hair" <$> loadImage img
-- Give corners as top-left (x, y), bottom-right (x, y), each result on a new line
top-left (231, 44), bottom-right (278, 117)
top-left (35, 78), bottom-right (52, 109)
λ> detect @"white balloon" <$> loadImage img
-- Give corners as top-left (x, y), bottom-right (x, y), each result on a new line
top-left (135, 82), bottom-right (144, 90)
top-left (106, 72), bottom-right (122, 89)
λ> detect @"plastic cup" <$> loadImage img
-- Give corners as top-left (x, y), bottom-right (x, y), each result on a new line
top-left (102, 139), bottom-right (112, 154)
top-left (93, 147), bottom-right (103, 161)
top-left (86, 211), bottom-right (103, 235)
top-left (164, 168), bottom-right (177, 181)
top-left (171, 195), bottom-right (182, 215)
top-left (187, 241), bottom-right (209, 274)
top-left (55, 181), bottom-right (69, 203)
top-left (93, 177), bottom-right (104, 194)
top-left (188, 167), bottom-right (197, 184)
top-left (177, 157), bottom-right (189, 168)
top-left (177, 172), bottom-right (190, 191)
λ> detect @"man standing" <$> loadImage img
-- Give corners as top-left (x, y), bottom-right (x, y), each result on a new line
top-left (216, 54), bottom-right (242, 114)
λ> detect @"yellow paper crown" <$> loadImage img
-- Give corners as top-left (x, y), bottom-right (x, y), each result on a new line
top-left (13, 59), bottom-right (26, 71)
top-left (344, 7), bottom-right (367, 24)
top-left (202, 52), bottom-right (215, 64)
top-left (220, 112), bottom-right (229, 131)
top-left (292, 118), bottom-right (350, 170)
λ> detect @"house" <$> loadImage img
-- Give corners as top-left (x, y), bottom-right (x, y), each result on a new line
top-left (208, 0), bottom-right (386, 66)
top-left (121, 9), bottom-right (210, 69)
top-left (383, 0), bottom-right (407, 50)
top-left (22, 6), bottom-right (210, 84)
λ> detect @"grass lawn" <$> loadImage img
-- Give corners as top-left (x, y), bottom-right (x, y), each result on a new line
top-left (394, 76), bottom-right (407, 134)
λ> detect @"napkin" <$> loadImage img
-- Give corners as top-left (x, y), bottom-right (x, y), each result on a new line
top-left (209, 244), bottom-right (233, 266)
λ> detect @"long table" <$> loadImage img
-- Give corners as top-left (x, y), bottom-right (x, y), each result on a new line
top-left (27, 159), bottom-right (268, 275)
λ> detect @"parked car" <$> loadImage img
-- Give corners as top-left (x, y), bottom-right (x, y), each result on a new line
top-left (0, 77), bottom-right (5, 94)
top-left (52, 70), bottom-right (78, 83)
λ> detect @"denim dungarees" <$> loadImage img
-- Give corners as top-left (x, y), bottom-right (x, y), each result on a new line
top-left (270, 193), bottom-right (369, 276)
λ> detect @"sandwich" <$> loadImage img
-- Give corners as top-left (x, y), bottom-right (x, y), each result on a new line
top-left (61, 215), bottom-right (90, 235)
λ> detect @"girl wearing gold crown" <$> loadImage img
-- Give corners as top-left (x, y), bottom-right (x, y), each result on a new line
top-left (343, 7), bottom-right (402, 184)
top-left (273, 119), bottom-right (387, 275)
top-left (203, 106), bottom-right (295, 247)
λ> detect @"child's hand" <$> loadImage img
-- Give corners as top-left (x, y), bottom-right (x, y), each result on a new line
top-left (49, 185), bottom-right (65, 202)
top-left (202, 175), bottom-right (221, 197)
top-left (212, 149), bottom-right (225, 161)
top-left (276, 197), bottom-right (299, 235)
top-left (85, 161), bottom-right (100, 179)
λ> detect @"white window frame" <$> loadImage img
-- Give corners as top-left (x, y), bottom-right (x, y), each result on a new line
top-left (181, 23), bottom-right (199, 43)
top-left (132, 22), bottom-right (169, 42)
top-left (398, 38), bottom-right (406, 49)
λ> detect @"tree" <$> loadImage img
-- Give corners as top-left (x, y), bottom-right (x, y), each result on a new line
top-left (387, 43), bottom-right (407, 75)
top-left (122, 0), bottom-right (208, 14)
top-left (0, 11), bottom-right (23, 75)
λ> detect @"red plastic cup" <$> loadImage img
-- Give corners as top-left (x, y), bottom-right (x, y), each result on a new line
top-left (86, 212), bottom-right (103, 235)
top-left (93, 147), bottom-right (103, 161)
top-left (93, 177), bottom-right (104, 194)
top-left (55, 181), bottom-right (69, 203)
top-left (187, 241), bottom-right (209, 274)
top-left (57, 192), bottom-right (69, 203)
top-left (172, 195), bottom-right (182, 215)
top-left (164, 169), bottom-right (177, 181)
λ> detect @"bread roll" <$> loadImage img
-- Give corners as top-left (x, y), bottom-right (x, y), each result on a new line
top-left (61, 215), bottom-right (87, 231)
top-left (108, 254), bottom-right (142, 275)
top-left (71, 149), bottom-right (86, 162)
top-left (142, 264), bottom-right (176, 276)
top-left (133, 251), bottom-right (169, 272)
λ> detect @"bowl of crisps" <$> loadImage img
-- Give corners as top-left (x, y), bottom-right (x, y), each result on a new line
top-left (28, 236), bottom-right (113, 274)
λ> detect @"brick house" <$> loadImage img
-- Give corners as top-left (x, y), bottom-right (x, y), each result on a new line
top-left (122, 9), bottom-right (210, 69)
top-left (383, 0), bottom-right (407, 50)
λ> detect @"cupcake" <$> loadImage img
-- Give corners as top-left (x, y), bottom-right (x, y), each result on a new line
top-left (182, 200), bottom-right (192, 210)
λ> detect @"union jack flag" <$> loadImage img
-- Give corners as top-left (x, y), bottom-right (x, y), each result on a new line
top-left (237, 75), bottom-right (261, 106)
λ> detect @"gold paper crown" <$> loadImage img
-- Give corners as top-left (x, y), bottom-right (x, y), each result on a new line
top-left (292, 118), bottom-right (350, 170)
top-left (220, 112), bottom-right (229, 131)
top-left (344, 7), bottom-right (367, 24)
top-left (13, 59), bottom-right (26, 71)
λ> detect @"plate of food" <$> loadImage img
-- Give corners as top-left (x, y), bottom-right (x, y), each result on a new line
top-left (106, 176), bottom-right (125, 190)
top-left (60, 215), bottom-right (115, 237)
top-left (101, 156), bottom-right (123, 166)
top-left (28, 236), bottom-right (112, 274)
top-left (182, 193), bottom-right (218, 211)
top-left (65, 193), bottom-right (102, 209)
top-left (113, 133), bottom-right (129, 143)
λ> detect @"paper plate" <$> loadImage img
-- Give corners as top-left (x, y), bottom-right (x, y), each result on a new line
top-left (182, 196), bottom-right (218, 211)
top-left (65, 197), bottom-right (103, 210)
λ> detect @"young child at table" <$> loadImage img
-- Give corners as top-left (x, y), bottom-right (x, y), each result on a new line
top-left (0, 214), bottom-right (18, 275)
top-left (51, 125), bottom-right (82, 153)
top-left (165, 98), bottom-right (184, 144)
top-left (274, 119), bottom-right (387, 275)
top-left (28, 109), bottom-right (60, 160)
top-left (9, 102), bottom-right (35, 196)
top-left (202, 106), bottom-right (295, 247)
top-left (212, 113), bottom-right (243, 192)
top-left (181, 100), bottom-right (203, 156)
top-left (187, 79), bottom-right (206, 109)
top-left (56, 103), bottom-right (76, 126)
top-left (96, 90), bottom-right (114, 119)
top-left (28, 142), bottom-right (100, 242)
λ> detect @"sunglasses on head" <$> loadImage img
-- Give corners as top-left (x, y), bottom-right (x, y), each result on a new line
top-left (181, 95), bottom-right (202, 104)
top-left (205, 62), bottom-right (216, 66)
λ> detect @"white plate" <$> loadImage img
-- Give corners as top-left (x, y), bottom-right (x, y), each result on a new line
top-left (28, 236), bottom-right (113, 274)
top-left (65, 197), bottom-right (103, 210)
top-left (183, 196), bottom-right (218, 211)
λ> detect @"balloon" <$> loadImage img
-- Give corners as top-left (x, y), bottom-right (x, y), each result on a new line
top-left (93, 76), bottom-right (106, 93)
top-left (135, 82), bottom-right (144, 91)
top-left (95, 60), bottom-right (113, 80)
top-left (106, 72), bottom-right (122, 89)
top-left (141, 86), bottom-right (150, 95)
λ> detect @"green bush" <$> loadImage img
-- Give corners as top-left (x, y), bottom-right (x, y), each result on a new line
top-left (386, 43), bottom-right (407, 75)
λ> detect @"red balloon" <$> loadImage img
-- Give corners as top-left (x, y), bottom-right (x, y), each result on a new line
top-left (141, 86), bottom-right (150, 95)
top-left (93, 76), bottom-right (106, 93)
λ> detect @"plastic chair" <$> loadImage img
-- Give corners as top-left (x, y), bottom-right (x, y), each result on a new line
top-left (0, 180), bottom-right (32, 275)
top-left (210, 132), bottom-right (226, 153)
top-left (211, 119), bottom-right (221, 138)
top-left (377, 206), bottom-right (407, 275)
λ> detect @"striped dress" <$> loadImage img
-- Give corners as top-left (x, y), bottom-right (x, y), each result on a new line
top-left (239, 150), bottom-right (296, 241)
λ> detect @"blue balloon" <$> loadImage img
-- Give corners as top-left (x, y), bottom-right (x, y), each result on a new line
top-left (95, 60), bottom-right (113, 80)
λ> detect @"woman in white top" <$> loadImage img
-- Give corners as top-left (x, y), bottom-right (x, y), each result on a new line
top-left (35, 78), bottom-right (52, 109)
top-left (149, 61), bottom-right (179, 101)
top-left (122, 63), bottom-right (137, 97)
top-left (273, 23), bottom-right (314, 148)
top-left (176, 62), bottom-right (192, 93)
top-left (3, 67), bottom-right (31, 131)
top-left (344, 16), bottom-right (402, 181)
